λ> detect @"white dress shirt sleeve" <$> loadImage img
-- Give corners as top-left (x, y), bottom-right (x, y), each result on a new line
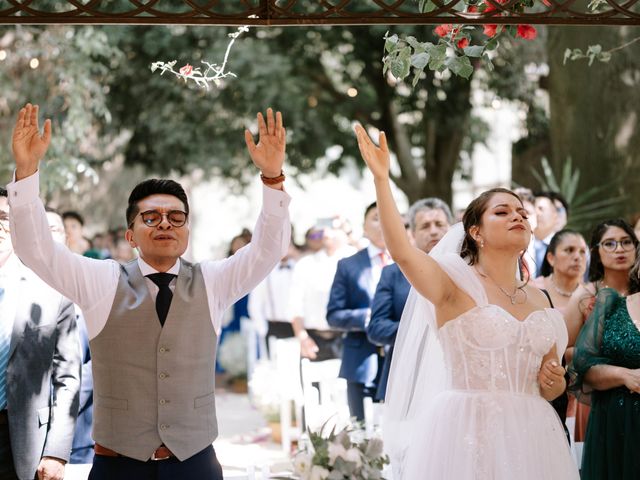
top-left (7, 171), bottom-right (120, 338)
top-left (247, 279), bottom-right (269, 337)
top-left (201, 184), bottom-right (291, 334)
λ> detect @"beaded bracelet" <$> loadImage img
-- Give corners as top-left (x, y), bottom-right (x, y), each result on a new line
top-left (260, 171), bottom-right (285, 185)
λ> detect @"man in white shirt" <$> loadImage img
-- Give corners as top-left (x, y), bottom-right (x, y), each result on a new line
top-left (290, 220), bottom-right (356, 360)
top-left (247, 241), bottom-right (299, 356)
top-left (9, 103), bottom-right (291, 480)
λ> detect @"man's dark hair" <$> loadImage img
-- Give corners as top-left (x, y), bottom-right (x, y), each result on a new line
top-left (535, 191), bottom-right (570, 216)
top-left (513, 187), bottom-right (535, 205)
top-left (364, 201), bottom-right (377, 221)
top-left (0, 187), bottom-right (7, 198)
top-left (45, 206), bottom-right (61, 215)
top-left (126, 179), bottom-right (189, 228)
top-left (62, 210), bottom-right (85, 226)
top-left (539, 229), bottom-right (585, 277)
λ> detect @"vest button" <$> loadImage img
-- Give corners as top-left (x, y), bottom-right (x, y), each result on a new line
top-left (159, 399), bottom-right (166, 405)
top-left (160, 424), bottom-right (169, 430)
top-left (159, 372), bottom-right (168, 379)
top-left (159, 346), bottom-right (169, 353)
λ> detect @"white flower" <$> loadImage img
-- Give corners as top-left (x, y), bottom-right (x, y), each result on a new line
top-left (216, 331), bottom-right (247, 377)
top-left (296, 423), bottom-right (389, 479)
top-left (364, 437), bottom-right (384, 459)
top-left (327, 442), bottom-right (348, 466)
top-left (344, 447), bottom-right (363, 468)
top-left (293, 452), bottom-right (313, 476)
top-left (309, 465), bottom-right (330, 480)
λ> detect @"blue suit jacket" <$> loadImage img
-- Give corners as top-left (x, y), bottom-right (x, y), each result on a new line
top-left (367, 264), bottom-right (410, 400)
top-left (326, 249), bottom-right (380, 384)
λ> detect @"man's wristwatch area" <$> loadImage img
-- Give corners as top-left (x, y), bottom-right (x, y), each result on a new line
top-left (260, 171), bottom-right (285, 185)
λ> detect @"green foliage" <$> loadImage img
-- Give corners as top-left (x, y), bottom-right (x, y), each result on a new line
top-left (0, 17), bottom-right (525, 205)
top-left (383, 31), bottom-right (477, 82)
top-left (563, 44), bottom-right (612, 65)
top-left (0, 25), bottom-right (123, 200)
top-left (530, 158), bottom-right (627, 232)
top-left (381, 0), bottom-right (543, 81)
top-left (383, 33), bottom-right (460, 86)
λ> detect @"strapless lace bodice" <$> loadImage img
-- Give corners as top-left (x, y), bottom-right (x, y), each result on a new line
top-left (439, 305), bottom-right (567, 395)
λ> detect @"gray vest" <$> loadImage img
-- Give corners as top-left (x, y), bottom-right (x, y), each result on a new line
top-left (90, 259), bottom-right (218, 461)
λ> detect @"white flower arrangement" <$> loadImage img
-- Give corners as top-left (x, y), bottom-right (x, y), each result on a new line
top-left (248, 360), bottom-right (283, 422)
top-left (292, 422), bottom-right (389, 480)
top-left (150, 22), bottom-right (252, 89)
top-left (216, 330), bottom-right (248, 378)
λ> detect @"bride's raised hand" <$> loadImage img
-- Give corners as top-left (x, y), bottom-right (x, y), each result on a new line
top-left (354, 124), bottom-right (390, 181)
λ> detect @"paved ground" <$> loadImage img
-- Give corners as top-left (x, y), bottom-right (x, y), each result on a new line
top-left (215, 390), bottom-right (294, 478)
top-left (65, 390), bottom-right (293, 480)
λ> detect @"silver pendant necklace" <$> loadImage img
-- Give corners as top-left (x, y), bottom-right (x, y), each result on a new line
top-left (550, 274), bottom-right (578, 298)
top-left (475, 267), bottom-right (527, 305)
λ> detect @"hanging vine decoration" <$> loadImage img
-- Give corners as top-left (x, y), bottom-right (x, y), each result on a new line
top-left (150, 23), bottom-right (250, 89)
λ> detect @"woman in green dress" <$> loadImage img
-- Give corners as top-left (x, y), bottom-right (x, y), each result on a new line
top-left (570, 249), bottom-right (640, 479)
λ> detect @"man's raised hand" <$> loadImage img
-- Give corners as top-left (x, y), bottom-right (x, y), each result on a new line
top-left (244, 108), bottom-right (286, 178)
top-left (12, 103), bottom-right (51, 180)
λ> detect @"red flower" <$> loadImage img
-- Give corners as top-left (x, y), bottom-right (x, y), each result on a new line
top-left (179, 64), bottom-right (193, 76)
top-left (541, 0), bottom-right (552, 5)
top-left (483, 0), bottom-right (506, 13)
top-left (483, 24), bottom-right (498, 37)
top-left (516, 24), bottom-right (537, 40)
top-left (457, 37), bottom-right (470, 49)
top-left (434, 24), bottom-right (453, 37)
top-left (468, 5), bottom-right (478, 12)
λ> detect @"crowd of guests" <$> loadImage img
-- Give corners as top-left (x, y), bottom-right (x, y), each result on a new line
top-left (59, 211), bottom-right (137, 263)
top-left (4, 180), bottom-right (640, 478)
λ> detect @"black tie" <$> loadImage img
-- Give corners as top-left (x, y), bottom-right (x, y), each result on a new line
top-left (147, 273), bottom-right (177, 327)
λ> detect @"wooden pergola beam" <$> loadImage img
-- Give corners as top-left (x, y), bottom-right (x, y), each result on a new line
top-left (0, 0), bottom-right (638, 26)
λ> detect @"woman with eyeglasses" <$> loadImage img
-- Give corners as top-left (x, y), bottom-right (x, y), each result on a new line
top-left (565, 219), bottom-right (639, 471)
top-left (569, 238), bottom-right (640, 479)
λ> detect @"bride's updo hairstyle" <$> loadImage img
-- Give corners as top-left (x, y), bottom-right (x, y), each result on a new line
top-left (459, 187), bottom-right (526, 266)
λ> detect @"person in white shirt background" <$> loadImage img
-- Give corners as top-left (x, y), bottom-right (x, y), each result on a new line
top-left (290, 218), bottom-right (356, 361)
top-left (248, 239), bottom-right (300, 357)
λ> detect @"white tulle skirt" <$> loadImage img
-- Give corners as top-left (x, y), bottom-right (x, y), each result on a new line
top-left (402, 390), bottom-right (580, 479)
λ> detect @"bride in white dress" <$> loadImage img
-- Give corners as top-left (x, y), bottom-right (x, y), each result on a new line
top-left (354, 125), bottom-right (579, 480)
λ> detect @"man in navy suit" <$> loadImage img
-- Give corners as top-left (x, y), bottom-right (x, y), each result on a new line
top-left (327, 202), bottom-right (388, 421)
top-left (367, 198), bottom-right (452, 401)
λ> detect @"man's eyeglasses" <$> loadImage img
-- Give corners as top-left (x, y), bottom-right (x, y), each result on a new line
top-left (131, 210), bottom-right (188, 228)
top-left (598, 238), bottom-right (636, 253)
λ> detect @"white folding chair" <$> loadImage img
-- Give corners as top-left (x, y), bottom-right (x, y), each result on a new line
top-left (299, 358), bottom-right (350, 433)
top-left (271, 337), bottom-right (303, 452)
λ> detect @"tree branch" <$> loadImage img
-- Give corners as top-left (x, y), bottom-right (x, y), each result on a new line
top-left (387, 101), bottom-right (422, 196)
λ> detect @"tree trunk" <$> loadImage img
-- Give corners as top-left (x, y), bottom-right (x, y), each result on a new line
top-left (546, 26), bottom-right (640, 217)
